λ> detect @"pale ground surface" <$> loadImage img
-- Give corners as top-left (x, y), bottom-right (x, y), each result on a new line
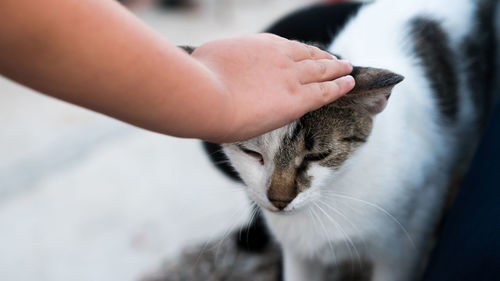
top-left (0, 1), bottom-right (312, 281)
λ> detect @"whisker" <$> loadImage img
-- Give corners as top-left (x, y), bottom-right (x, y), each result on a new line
top-left (314, 202), bottom-right (359, 266)
top-left (241, 204), bottom-right (259, 246)
top-left (212, 203), bottom-right (251, 263)
top-left (204, 146), bottom-right (225, 157)
top-left (323, 192), bottom-right (416, 248)
top-left (212, 159), bottom-right (232, 166)
top-left (193, 238), bottom-right (212, 268)
top-left (331, 198), bottom-right (385, 245)
top-left (310, 205), bottom-right (338, 266)
top-left (318, 199), bottom-right (369, 251)
top-left (316, 200), bottom-right (362, 271)
top-left (192, 203), bottom-right (247, 267)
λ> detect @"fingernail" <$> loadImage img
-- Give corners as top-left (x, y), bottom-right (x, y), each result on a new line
top-left (340, 59), bottom-right (353, 71)
top-left (341, 75), bottom-right (355, 87)
top-left (336, 75), bottom-right (352, 83)
top-left (340, 59), bottom-right (351, 65)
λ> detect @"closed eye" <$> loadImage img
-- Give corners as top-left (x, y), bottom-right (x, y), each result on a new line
top-left (303, 150), bottom-right (331, 162)
top-left (237, 145), bottom-right (264, 165)
top-left (341, 136), bottom-right (366, 143)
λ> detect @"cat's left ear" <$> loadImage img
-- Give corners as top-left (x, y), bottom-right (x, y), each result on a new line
top-left (339, 66), bottom-right (404, 115)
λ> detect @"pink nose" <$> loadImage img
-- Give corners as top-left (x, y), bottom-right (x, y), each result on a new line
top-left (269, 199), bottom-right (291, 210)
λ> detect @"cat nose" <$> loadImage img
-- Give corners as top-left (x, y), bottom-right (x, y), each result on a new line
top-left (269, 198), bottom-right (291, 210)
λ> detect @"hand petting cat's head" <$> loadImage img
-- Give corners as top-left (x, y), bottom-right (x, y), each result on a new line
top-left (223, 67), bottom-right (404, 213)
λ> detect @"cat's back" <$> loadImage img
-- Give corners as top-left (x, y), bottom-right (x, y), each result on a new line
top-left (326, 0), bottom-right (499, 208)
top-left (330, 0), bottom-right (476, 62)
top-left (331, 0), bottom-right (498, 138)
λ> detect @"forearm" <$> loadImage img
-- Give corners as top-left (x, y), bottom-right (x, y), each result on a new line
top-left (0, 0), bottom-right (227, 139)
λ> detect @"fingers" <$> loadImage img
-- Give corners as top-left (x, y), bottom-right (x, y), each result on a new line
top-left (259, 33), bottom-right (333, 61)
top-left (288, 40), bottom-right (335, 61)
top-left (300, 75), bottom-right (355, 111)
top-left (297, 58), bottom-right (353, 84)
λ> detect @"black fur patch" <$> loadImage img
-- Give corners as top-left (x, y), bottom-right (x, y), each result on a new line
top-left (304, 130), bottom-right (315, 151)
top-left (409, 17), bottom-right (459, 122)
top-left (234, 207), bottom-right (271, 252)
top-left (460, 0), bottom-right (498, 128)
top-left (265, 2), bottom-right (364, 46)
top-left (201, 142), bottom-right (242, 182)
top-left (342, 136), bottom-right (367, 143)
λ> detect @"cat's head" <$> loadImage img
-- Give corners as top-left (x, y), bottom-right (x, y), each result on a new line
top-left (223, 66), bottom-right (404, 213)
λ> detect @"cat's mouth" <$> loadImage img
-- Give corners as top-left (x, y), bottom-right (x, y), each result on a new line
top-left (268, 198), bottom-right (291, 211)
top-left (264, 199), bottom-right (303, 215)
top-left (265, 205), bottom-right (299, 215)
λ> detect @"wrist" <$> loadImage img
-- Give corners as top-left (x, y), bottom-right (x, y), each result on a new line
top-left (188, 53), bottom-right (236, 142)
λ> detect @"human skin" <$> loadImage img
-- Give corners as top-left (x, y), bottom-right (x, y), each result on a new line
top-left (0, 0), bottom-right (354, 143)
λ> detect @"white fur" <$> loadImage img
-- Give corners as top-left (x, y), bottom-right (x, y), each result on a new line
top-left (224, 0), bottom-right (496, 280)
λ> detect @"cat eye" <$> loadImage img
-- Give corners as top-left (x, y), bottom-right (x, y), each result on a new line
top-left (341, 136), bottom-right (366, 143)
top-left (238, 145), bottom-right (264, 165)
top-left (303, 150), bottom-right (331, 162)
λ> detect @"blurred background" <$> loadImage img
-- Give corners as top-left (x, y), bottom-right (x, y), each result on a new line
top-left (0, 0), bottom-right (353, 280)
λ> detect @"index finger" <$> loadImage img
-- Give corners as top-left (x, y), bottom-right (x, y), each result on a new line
top-left (288, 41), bottom-right (335, 62)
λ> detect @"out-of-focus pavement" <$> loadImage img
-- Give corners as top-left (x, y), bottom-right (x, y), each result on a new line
top-left (0, 1), bottom-right (311, 280)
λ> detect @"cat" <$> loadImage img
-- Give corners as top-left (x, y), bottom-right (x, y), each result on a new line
top-left (218, 0), bottom-right (500, 280)
top-left (187, 0), bottom-right (500, 280)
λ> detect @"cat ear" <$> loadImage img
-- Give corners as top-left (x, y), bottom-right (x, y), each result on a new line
top-left (179, 45), bottom-right (197, 54)
top-left (340, 66), bottom-right (404, 115)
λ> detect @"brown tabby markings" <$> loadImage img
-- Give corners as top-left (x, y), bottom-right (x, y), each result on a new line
top-left (267, 67), bottom-right (404, 209)
top-left (267, 105), bottom-right (372, 207)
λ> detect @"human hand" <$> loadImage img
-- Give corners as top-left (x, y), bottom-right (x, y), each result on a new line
top-left (191, 33), bottom-right (354, 142)
top-left (0, 0), bottom-right (352, 143)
